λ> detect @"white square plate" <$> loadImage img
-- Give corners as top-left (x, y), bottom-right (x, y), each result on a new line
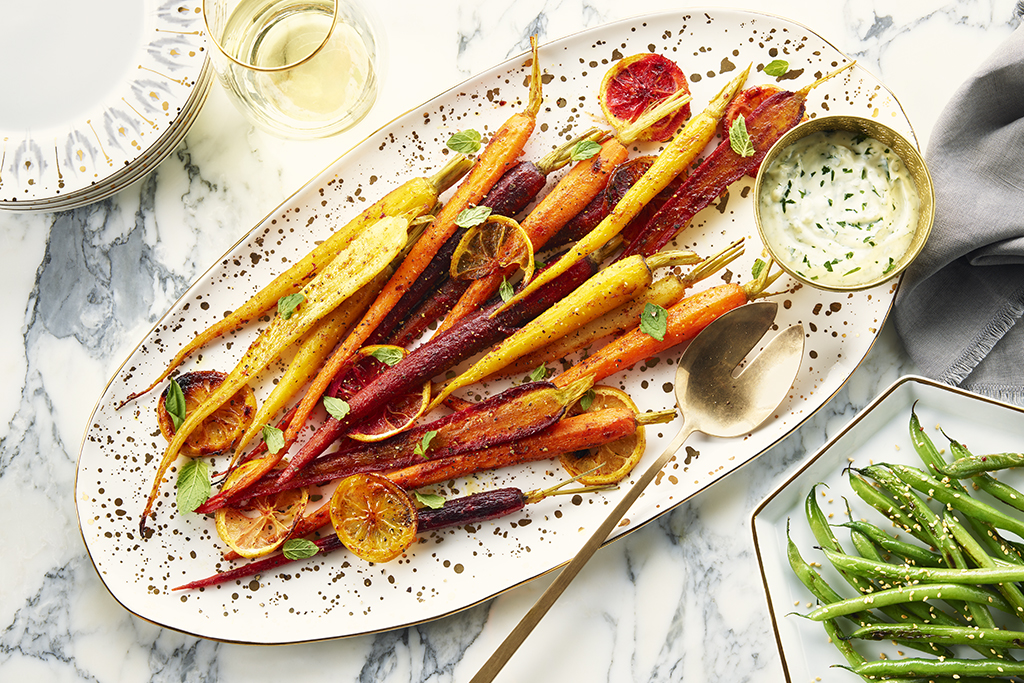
top-left (751, 375), bottom-right (1024, 681)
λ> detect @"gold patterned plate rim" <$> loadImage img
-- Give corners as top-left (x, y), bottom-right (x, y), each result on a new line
top-left (0, 0), bottom-right (209, 210)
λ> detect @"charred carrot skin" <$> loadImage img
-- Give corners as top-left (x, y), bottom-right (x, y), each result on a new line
top-left (620, 89), bottom-right (808, 259)
top-left (386, 407), bottom-right (637, 490)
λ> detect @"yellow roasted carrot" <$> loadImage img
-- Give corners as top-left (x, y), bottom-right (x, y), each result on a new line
top-left (228, 271), bottom-right (382, 463)
top-left (118, 155), bottom-right (470, 409)
top-left (494, 239), bottom-right (745, 378)
top-left (493, 64), bottom-right (750, 316)
top-left (139, 213), bottom-right (412, 531)
top-left (429, 249), bottom-right (700, 408)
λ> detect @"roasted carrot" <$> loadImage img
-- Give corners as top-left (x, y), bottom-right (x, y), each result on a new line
top-left (176, 478), bottom-right (605, 590)
top-left (620, 62), bottom-right (856, 259)
top-left (495, 239), bottom-right (744, 378)
top-left (552, 262), bottom-right (780, 389)
top-left (200, 378), bottom-right (593, 511)
top-left (117, 155), bottom-right (470, 409)
top-left (436, 135), bottom-right (630, 332)
top-left (494, 65), bottom-right (750, 315)
top-left (228, 270), bottom-right (383, 463)
top-left (266, 244), bottom-right (616, 486)
top-left (373, 129), bottom-right (606, 348)
top-left (430, 249), bottom-right (700, 407)
top-left (387, 407), bottom-right (675, 490)
top-left (282, 37), bottom-right (546, 451)
top-left (139, 213), bottom-right (412, 531)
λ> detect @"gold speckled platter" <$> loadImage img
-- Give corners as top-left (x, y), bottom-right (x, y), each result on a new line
top-left (76, 9), bottom-right (915, 643)
top-left (0, 0), bottom-right (210, 211)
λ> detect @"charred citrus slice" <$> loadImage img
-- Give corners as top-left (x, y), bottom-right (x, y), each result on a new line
top-left (560, 386), bottom-right (645, 485)
top-left (599, 53), bottom-right (691, 142)
top-left (157, 370), bottom-right (256, 457)
top-left (330, 473), bottom-right (417, 563)
top-left (215, 461), bottom-right (309, 558)
top-left (450, 215), bottom-right (535, 285)
top-left (346, 345), bottom-right (430, 442)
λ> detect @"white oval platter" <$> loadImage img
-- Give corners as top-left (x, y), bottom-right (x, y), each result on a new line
top-left (77, 8), bottom-right (915, 644)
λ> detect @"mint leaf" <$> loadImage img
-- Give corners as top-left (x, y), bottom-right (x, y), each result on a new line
top-left (415, 430), bottom-right (439, 458)
top-left (499, 276), bottom-right (514, 303)
top-left (640, 303), bottom-right (668, 342)
top-left (455, 205), bottom-right (492, 228)
top-left (579, 389), bottom-right (596, 412)
top-left (262, 425), bottom-right (286, 454)
top-left (528, 364), bottom-right (549, 382)
top-left (323, 396), bottom-right (350, 421)
top-left (277, 292), bottom-right (305, 319)
top-left (570, 139), bottom-right (602, 161)
top-left (413, 491), bottom-right (446, 509)
top-left (729, 115), bottom-right (755, 157)
top-left (176, 459), bottom-right (210, 514)
top-left (447, 129), bottom-right (482, 154)
top-left (282, 538), bottom-right (319, 560)
top-left (370, 347), bottom-right (403, 366)
top-left (764, 59), bottom-right (789, 77)
top-left (165, 377), bottom-right (186, 431)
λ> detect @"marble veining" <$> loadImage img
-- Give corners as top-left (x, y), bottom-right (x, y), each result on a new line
top-left (1, 0), bottom-right (1021, 681)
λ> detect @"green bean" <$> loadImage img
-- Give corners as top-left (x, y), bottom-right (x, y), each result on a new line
top-left (802, 580), bottom-right (1013, 621)
top-left (854, 656), bottom-right (1024, 679)
top-left (787, 520), bottom-right (873, 625)
top-left (944, 512), bottom-right (1024, 618)
top-left (948, 432), bottom-right (1024, 517)
top-left (849, 622), bottom-right (1024, 647)
top-left (884, 461), bottom-right (1024, 539)
top-left (849, 470), bottom-right (938, 548)
top-left (821, 546), bottom-right (1024, 592)
top-left (939, 452), bottom-right (1024, 479)
top-left (858, 463), bottom-right (1001, 636)
top-left (805, 484), bottom-right (875, 595)
top-left (840, 519), bottom-right (945, 568)
top-left (909, 409), bottom-right (1023, 568)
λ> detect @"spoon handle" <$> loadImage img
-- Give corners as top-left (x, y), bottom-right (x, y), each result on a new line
top-left (469, 423), bottom-right (695, 683)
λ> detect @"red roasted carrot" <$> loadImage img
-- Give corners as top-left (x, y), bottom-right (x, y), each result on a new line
top-left (282, 37), bottom-right (546, 452)
top-left (387, 407), bottom-right (675, 490)
top-left (175, 479), bottom-right (603, 590)
top-left (621, 62), bottom-right (857, 259)
top-left (552, 265), bottom-right (779, 389)
top-left (199, 377), bottom-right (593, 511)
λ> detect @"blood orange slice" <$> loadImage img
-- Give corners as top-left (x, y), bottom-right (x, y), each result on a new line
top-left (599, 53), bottom-right (691, 142)
top-left (330, 345), bottom-right (430, 442)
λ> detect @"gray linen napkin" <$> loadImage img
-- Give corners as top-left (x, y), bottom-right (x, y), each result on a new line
top-left (893, 23), bottom-right (1024, 406)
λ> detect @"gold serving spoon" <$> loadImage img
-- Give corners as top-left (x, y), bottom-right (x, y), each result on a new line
top-left (470, 300), bottom-right (804, 682)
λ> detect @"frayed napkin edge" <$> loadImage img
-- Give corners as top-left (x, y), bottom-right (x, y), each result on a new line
top-left (938, 285), bottom-right (1024, 387)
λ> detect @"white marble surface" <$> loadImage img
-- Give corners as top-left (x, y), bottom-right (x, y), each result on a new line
top-left (1, 1), bottom-right (1020, 681)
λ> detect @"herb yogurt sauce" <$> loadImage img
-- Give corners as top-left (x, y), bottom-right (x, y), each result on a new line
top-left (757, 129), bottom-right (920, 287)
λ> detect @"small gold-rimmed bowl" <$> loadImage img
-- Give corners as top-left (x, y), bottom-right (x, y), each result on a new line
top-left (752, 115), bottom-right (934, 291)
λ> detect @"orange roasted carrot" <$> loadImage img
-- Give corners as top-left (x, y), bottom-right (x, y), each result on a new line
top-left (281, 37), bottom-right (545, 450)
top-left (436, 136), bottom-right (629, 332)
top-left (552, 266), bottom-right (778, 389)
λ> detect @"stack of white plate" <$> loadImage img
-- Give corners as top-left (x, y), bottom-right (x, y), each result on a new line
top-left (0, 0), bottom-right (212, 212)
